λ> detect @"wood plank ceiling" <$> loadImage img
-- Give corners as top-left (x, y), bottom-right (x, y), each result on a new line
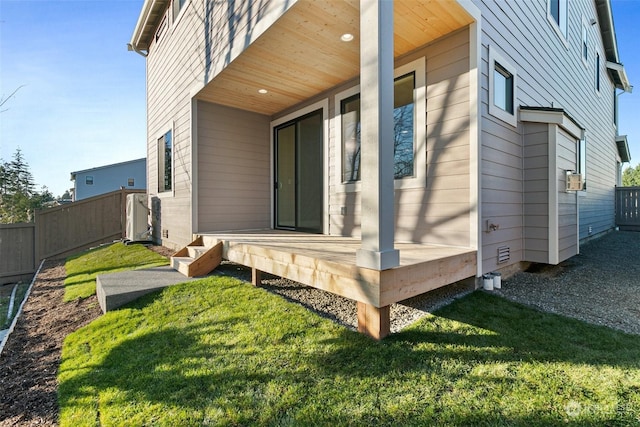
top-left (196, 0), bottom-right (474, 116)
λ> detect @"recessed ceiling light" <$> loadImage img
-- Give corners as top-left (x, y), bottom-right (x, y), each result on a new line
top-left (340, 33), bottom-right (354, 42)
top-left (258, 89), bottom-right (268, 94)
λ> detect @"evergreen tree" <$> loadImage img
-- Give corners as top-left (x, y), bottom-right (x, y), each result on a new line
top-left (0, 148), bottom-right (47, 223)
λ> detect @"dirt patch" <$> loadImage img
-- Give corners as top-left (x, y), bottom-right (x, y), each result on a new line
top-left (0, 246), bottom-right (172, 426)
top-left (0, 261), bottom-right (102, 426)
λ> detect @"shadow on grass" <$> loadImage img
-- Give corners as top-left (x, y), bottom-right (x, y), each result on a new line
top-left (59, 284), bottom-right (640, 426)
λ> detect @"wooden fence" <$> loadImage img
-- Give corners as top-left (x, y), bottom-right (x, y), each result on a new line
top-left (615, 186), bottom-right (640, 231)
top-left (0, 189), bottom-right (145, 285)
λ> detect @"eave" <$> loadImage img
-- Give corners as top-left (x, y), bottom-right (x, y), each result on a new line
top-left (129, 0), bottom-right (169, 53)
top-left (595, 0), bottom-right (632, 92)
top-left (616, 135), bottom-right (631, 163)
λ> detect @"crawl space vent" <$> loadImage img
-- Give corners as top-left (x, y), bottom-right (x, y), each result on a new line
top-left (497, 246), bottom-right (510, 264)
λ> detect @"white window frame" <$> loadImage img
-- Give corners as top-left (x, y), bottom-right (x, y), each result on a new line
top-left (577, 136), bottom-right (587, 194)
top-left (581, 17), bottom-right (589, 67)
top-left (334, 57), bottom-right (426, 193)
top-left (547, 0), bottom-right (569, 46)
top-left (488, 46), bottom-right (518, 128)
top-left (172, 0), bottom-right (190, 28)
top-left (595, 52), bottom-right (602, 95)
top-left (157, 124), bottom-right (175, 197)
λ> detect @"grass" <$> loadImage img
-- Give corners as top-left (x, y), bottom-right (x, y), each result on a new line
top-left (0, 282), bottom-right (30, 329)
top-left (63, 242), bottom-right (169, 301)
top-left (58, 273), bottom-right (640, 426)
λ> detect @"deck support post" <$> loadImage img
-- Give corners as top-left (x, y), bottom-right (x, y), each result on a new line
top-left (356, 0), bottom-right (399, 271)
top-left (357, 302), bottom-right (390, 340)
top-left (251, 268), bottom-right (262, 286)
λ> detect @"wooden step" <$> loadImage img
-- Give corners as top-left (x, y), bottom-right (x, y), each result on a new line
top-left (170, 237), bottom-right (223, 277)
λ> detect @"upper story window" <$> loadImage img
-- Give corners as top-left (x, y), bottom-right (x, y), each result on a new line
top-left (172, 0), bottom-right (187, 21)
top-left (158, 130), bottom-right (173, 193)
top-left (581, 19), bottom-right (589, 64)
top-left (548, 0), bottom-right (568, 41)
top-left (489, 46), bottom-right (518, 127)
top-left (128, 178), bottom-right (135, 187)
top-left (595, 53), bottom-right (601, 93)
top-left (85, 176), bottom-right (93, 185)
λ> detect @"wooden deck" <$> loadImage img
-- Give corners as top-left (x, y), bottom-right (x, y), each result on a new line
top-left (201, 230), bottom-right (477, 309)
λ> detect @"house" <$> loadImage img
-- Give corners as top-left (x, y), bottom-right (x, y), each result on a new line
top-left (128, 0), bottom-right (630, 338)
top-left (70, 158), bottom-right (147, 201)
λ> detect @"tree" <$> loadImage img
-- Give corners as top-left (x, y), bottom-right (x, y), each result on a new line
top-left (0, 148), bottom-right (49, 223)
top-left (622, 164), bottom-right (640, 187)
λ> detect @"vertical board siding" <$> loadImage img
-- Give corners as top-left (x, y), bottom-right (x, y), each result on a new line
top-left (196, 101), bottom-right (271, 231)
top-left (478, 0), bottom-right (619, 272)
top-left (0, 223), bottom-right (36, 284)
top-left (615, 187), bottom-right (640, 230)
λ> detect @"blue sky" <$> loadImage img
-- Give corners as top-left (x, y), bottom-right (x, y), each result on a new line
top-left (0, 0), bottom-right (639, 197)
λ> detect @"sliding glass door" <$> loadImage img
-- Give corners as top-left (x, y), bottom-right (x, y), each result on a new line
top-left (274, 109), bottom-right (323, 233)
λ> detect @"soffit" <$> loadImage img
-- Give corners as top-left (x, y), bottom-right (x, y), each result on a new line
top-left (196, 0), bottom-right (474, 116)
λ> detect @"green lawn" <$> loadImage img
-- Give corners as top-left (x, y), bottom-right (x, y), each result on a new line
top-left (63, 243), bottom-right (169, 301)
top-left (58, 274), bottom-right (640, 426)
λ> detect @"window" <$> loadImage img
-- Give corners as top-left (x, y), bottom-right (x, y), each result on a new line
top-left (128, 178), bottom-right (135, 187)
top-left (85, 176), bottom-right (93, 185)
top-left (340, 73), bottom-right (415, 182)
top-left (493, 63), bottom-right (514, 114)
top-left (581, 20), bottom-right (588, 64)
top-left (578, 137), bottom-right (587, 191)
top-left (548, 0), bottom-right (568, 40)
top-left (613, 90), bottom-right (617, 126)
top-left (489, 46), bottom-right (518, 127)
top-left (595, 53), bottom-right (601, 93)
top-left (335, 57), bottom-right (426, 190)
top-left (172, 0), bottom-right (187, 21)
top-left (158, 130), bottom-right (172, 192)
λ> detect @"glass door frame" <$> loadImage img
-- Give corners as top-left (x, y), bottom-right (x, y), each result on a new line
top-left (270, 100), bottom-right (328, 234)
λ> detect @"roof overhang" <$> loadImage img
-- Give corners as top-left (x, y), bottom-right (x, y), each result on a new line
top-left (128, 0), bottom-right (169, 53)
top-left (607, 61), bottom-right (632, 92)
top-left (519, 107), bottom-right (585, 140)
top-left (595, 0), bottom-right (632, 92)
top-left (616, 135), bottom-right (631, 163)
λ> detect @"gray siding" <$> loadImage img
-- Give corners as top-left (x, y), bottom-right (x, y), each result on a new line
top-left (196, 101), bottom-right (271, 231)
top-left (523, 122), bottom-right (549, 263)
top-left (73, 159), bottom-right (146, 201)
top-left (145, 0), bottom-right (290, 248)
top-left (556, 128), bottom-right (579, 261)
top-left (477, 0), bottom-right (619, 272)
top-left (327, 28), bottom-right (472, 247)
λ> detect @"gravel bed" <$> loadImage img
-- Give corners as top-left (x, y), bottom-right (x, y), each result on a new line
top-left (496, 230), bottom-right (640, 336)
top-left (214, 261), bottom-right (475, 333)
top-left (215, 231), bottom-right (640, 335)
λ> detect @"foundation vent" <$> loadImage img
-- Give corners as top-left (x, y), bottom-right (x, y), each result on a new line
top-left (497, 246), bottom-right (510, 264)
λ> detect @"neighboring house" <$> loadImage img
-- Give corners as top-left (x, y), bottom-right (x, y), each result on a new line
top-left (128, 0), bottom-right (630, 337)
top-left (70, 158), bottom-right (147, 201)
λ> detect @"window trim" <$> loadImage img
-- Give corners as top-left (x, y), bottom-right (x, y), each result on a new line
top-left (157, 124), bottom-right (175, 197)
top-left (171, 0), bottom-right (190, 29)
top-left (334, 57), bottom-right (426, 192)
top-left (488, 46), bottom-right (518, 127)
top-left (547, 0), bottom-right (569, 47)
top-left (581, 17), bottom-right (589, 67)
top-left (595, 52), bottom-right (601, 95)
top-left (577, 136), bottom-right (587, 194)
